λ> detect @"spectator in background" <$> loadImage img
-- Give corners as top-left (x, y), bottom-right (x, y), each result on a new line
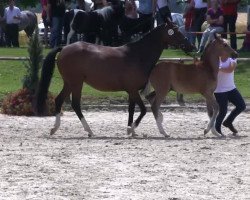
top-left (153, 0), bottom-right (172, 26)
top-left (41, 0), bottom-right (49, 47)
top-left (0, 0), bottom-right (21, 47)
top-left (183, 0), bottom-right (194, 43)
top-left (197, 0), bottom-right (224, 53)
top-left (47, 0), bottom-right (65, 48)
top-left (77, 0), bottom-right (85, 10)
top-left (186, 0), bottom-right (207, 48)
top-left (221, 0), bottom-right (240, 50)
top-left (125, 0), bottom-right (137, 19)
top-left (131, 0), bottom-right (154, 33)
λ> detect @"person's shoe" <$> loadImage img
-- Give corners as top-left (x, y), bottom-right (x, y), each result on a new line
top-left (223, 121), bottom-right (238, 134)
top-left (196, 46), bottom-right (204, 54)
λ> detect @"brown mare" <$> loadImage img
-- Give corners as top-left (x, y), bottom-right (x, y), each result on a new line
top-left (145, 34), bottom-right (238, 137)
top-left (36, 20), bottom-right (194, 137)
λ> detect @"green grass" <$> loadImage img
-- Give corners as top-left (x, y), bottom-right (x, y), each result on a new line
top-left (0, 47), bottom-right (250, 105)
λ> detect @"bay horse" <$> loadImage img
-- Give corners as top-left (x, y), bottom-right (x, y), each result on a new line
top-left (36, 19), bottom-right (194, 137)
top-left (144, 34), bottom-right (238, 137)
top-left (0, 10), bottom-right (37, 38)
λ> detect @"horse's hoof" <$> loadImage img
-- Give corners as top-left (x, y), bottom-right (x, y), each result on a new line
top-left (127, 126), bottom-right (135, 135)
top-left (131, 133), bottom-right (139, 138)
top-left (164, 134), bottom-right (170, 138)
top-left (50, 128), bottom-right (56, 135)
top-left (88, 133), bottom-right (94, 138)
top-left (204, 129), bottom-right (209, 135)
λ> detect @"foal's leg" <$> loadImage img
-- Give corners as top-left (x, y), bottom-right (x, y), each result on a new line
top-left (203, 93), bottom-right (220, 136)
top-left (127, 92), bottom-right (146, 137)
top-left (71, 83), bottom-right (93, 137)
top-left (50, 83), bottom-right (71, 135)
top-left (151, 93), bottom-right (169, 137)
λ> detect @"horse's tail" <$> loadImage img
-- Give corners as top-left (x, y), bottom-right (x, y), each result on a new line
top-left (36, 47), bottom-right (63, 115)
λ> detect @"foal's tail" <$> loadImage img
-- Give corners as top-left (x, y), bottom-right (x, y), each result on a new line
top-left (36, 47), bottom-right (63, 115)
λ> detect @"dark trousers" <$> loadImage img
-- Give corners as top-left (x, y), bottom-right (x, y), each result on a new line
top-left (214, 88), bottom-right (246, 132)
top-left (5, 23), bottom-right (19, 47)
top-left (221, 15), bottom-right (237, 50)
top-left (190, 7), bottom-right (207, 47)
top-left (138, 13), bottom-right (154, 34)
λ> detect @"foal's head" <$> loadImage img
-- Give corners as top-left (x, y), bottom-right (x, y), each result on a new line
top-left (162, 18), bottom-right (195, 53)
top-left (204, 34), bottom-right (238, 59)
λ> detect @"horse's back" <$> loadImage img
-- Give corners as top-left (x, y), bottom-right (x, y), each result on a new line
top-left (57, 42), bottom-right (147, 91)
top-left (151, 61), bottom-right (211, 93)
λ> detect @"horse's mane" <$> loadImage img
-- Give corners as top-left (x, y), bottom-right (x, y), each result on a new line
top-left (200, 40), bottom-right (214, 62)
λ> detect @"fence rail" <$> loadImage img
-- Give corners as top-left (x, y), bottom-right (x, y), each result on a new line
top-left (1, 57), bottom-right (250, 62)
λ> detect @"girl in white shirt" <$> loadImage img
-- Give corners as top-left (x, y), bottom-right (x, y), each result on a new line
top-left (214, 53), bottom-right (246, 136)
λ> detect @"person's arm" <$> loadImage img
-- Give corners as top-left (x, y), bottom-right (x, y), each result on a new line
top-left (13, 8), bottom-right (21, 20)
top-left (219, 61), bottom-right (236, 73)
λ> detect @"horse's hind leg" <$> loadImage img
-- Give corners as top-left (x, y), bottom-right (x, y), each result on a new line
top-left (127, 92), bottom-right (146, 137)
top-left (151, 93), bottom-right (169, 137)
top-left (50, 83), bottom-right (71, 135)
top-left (71, 83), bottom-right (93, 137)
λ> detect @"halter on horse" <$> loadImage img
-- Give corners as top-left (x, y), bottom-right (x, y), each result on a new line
top-left (36, 19), bottom-right (194, 137)
top-left (144, 34), bottom-right (238, 137)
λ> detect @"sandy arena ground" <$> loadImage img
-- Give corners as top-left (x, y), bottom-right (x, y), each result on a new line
top-left (0, 108), bottom-right (250, 200)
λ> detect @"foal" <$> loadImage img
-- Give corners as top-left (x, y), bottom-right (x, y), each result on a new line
top-left (145, 35), bottom-right (238, 137)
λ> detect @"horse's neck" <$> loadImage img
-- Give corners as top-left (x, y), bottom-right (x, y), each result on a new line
top-left (128, 27), bottom-right (165, 74)
top-left (202, 48), bottom-right (219, 78)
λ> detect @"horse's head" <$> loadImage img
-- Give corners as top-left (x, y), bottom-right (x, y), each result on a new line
top-left (211, 33), bottom-right (238, 59)
top-left (163, 18), bottom-right (195, 53)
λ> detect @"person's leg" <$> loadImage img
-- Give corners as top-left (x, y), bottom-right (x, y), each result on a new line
top-left (12, 24), bottom-right (19, 47)
top-left (208, 27), bottom-right (224, 42)
top-left (221, 15), bottom-right (229, 39)
top-left (228, 15), bottom-right (237, 50)
top-left (214, 92), bottom-right (229, 134)
top-left (50, 17), bottom-right (60, 48)
top-left (198, 27), bottom-right (210, 52)
top-left (223, 88), bottom-right (246, 133)
top-left (196, 8), bottom-right (207, 47)
top-left (5, 24), bottom-right (12, 47)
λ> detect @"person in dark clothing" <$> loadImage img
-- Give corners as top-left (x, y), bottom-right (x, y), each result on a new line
top-left (221, 0), bottom-right (240, 50)
top-left (1, 0), bottom-right (21, 47)
top-left (47, 0), bottom-right (66, 48)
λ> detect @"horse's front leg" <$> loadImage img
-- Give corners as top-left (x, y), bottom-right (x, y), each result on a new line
top-left (127, 93), bottom-right (147, 137)
top-left (71, 84), bottom-right (93, 137)
top-left (127, 99), bottom-right (136, 136)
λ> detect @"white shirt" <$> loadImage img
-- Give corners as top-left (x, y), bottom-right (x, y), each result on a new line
top-left (4, 6), bottom-right (21, 24)
top-left (214, 58), bottom-right (236, 93)
top-left (194, 0), bottom-right (207, 9)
